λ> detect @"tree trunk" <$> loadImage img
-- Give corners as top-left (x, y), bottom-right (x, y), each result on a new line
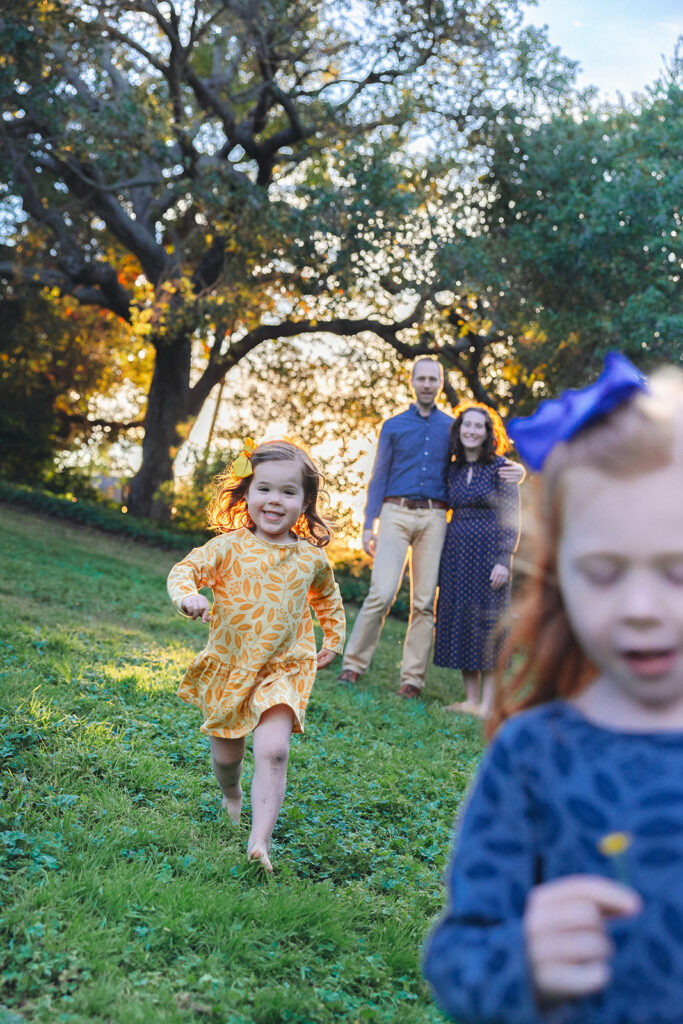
top-left (126, 337), bottom-right (191, 519)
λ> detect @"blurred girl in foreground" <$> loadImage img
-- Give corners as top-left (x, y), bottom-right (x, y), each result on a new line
top-left (424, 354), bottom-right (683, 1023)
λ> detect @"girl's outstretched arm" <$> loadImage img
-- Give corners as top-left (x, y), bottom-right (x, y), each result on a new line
top-left (168, 536), bottom-right (230, 615)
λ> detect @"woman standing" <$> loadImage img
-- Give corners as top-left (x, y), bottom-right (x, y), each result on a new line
top-left (434, 403), bottom-right (521, 717)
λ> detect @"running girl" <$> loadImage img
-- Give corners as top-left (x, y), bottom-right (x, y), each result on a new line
top-left (168, 439), bottom-right (345, 872)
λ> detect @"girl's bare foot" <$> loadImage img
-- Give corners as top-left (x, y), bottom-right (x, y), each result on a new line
top-left (247, 842), bottom-right (273, 873)
top-left (443, 700), bottom-right (482, 716)
top-left (221, 790), bottom-right (242, 825)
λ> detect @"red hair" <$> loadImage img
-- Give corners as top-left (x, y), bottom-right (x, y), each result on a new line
top-left (207, 439), bottom-right (333, 546)
top-left (488, 368), bottom-right (683, 738)
top-left (449, 401), bottom-right (511, 463)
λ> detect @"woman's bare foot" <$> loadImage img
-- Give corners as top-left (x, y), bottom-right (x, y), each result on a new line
top-left (443, 700), bottom-right (482, 716)
top-left (247, 842), bottom-right (273, 873)
top-left (221, 790), bottom-right (242, 825)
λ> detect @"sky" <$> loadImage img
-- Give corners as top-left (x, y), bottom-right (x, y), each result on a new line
top-left (523, 0), bottom-right (682, 100)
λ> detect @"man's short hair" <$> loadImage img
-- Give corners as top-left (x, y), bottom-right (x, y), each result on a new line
top-left (411, 357), bottom-right (444, 380)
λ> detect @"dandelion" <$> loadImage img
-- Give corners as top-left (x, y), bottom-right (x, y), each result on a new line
top-left (598, 831), bottom-right (633, 884)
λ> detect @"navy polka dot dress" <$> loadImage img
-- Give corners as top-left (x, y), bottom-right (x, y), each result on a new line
top-left (434, 455), bottom-right (520, 672)
top-left (423, 702), bottom-right (683, 1023)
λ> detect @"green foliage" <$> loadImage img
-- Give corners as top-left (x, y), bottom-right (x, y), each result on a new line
top-left (0, 288), bottom-right (87, 481)
top-left (38, 465), bottom-right (105, 505)
top-left (0, 0), bottom-right (576, 516)
top-left (0, 276), bottom-right (149, 486)
top-left (457, 73), bottom-right (683, 404)
top-left (0, 505), bottom-right (480, 1022)
top-left (0, 481), bottom-right (208, 551)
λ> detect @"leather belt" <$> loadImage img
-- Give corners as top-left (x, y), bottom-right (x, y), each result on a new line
top-left (384, 496), bottom-right (448, 510)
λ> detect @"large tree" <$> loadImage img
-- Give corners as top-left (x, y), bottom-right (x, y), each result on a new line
top-left (0, 0), bottom-right (573, 515)
top-left (445, 61), bottom-right (683, 407)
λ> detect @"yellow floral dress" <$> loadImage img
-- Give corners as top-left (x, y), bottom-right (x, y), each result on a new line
top-left (168, 528), bottom-right (345, 738)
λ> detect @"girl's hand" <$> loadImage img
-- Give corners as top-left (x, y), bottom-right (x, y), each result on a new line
top-left (490, 563), bottom-right (509, 589)
top-left (498, 459), bottom-right (525, 483)
top-left (524, 875), bottom-right (642, 1004)
top-left (316, 648), bottom-right (337, 669)
top-left (180, 594), bottom-right (211, 622)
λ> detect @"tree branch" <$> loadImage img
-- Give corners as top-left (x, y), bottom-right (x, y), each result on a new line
top-left (0, 261), bottom-right (132, 321)
top-left (186, 299), bottom-right (432, 414)
top-left (94, 19), bottom-right (167, 74)
top-left (48, 154), bottom-right (168, 284)
top-left (65, 412), bottom-right (145, 435)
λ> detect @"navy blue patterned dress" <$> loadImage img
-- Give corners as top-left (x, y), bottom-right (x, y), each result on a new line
top-left (434, 455), bottom-right (520, 672)
top-left (423, 701), bottom-right (683, 1024)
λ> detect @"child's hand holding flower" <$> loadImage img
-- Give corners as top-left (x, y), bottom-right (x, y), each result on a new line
top-left (181, 593), bottom-right (211, 622)
top-left (524, 875), bottom-right (641, 1004)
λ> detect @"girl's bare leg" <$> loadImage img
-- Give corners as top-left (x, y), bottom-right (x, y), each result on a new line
top-left (248, 705), bottom-right (294, 872)
top-left (209, 735), bottom-right (246, 824)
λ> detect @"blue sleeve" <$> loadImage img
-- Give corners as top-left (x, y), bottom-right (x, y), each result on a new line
top-left (422, 730), bottom-right (545, 1024)
top-left (363, 423), bottom-right (393, 531)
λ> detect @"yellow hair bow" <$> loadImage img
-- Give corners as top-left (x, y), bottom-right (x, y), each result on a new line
top-left (232, 437), bottom-right (256, 479)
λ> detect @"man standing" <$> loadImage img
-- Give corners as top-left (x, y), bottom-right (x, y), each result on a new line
top-left (338, 358), bottom-right (521, 698)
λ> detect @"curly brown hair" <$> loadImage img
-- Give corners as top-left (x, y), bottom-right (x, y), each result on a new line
top-left (207, 439), bottom-right (333, 546)
top-left (448, 401), bottom-right (511, 465)
top-left (488, 367), bottom-right (683, 739)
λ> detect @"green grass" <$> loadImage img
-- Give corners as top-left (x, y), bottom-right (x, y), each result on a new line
top-left (0, 505), bottom-right (484, 1024)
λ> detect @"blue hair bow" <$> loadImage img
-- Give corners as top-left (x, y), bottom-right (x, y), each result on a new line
top-left (507, 351), bottom-right (649, 471)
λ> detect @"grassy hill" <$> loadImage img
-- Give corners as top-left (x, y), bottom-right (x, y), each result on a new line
top-left (0, 504), bottom-right (483, 1024)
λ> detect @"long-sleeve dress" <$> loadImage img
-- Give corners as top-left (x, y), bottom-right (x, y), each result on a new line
top-left (167, 527), bottom-right (345, 738)
top-left (423, 701), bottom-right (683, 1024)
top-left (434, 454), bottom-right (520, 672)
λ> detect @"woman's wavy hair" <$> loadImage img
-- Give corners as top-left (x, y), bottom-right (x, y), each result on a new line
top-left (488, 367), bottom-right (683, 739)
top-left (207, 439), bottom-right (333, 546)
top-left (448, 401), bottom-right (511, 465)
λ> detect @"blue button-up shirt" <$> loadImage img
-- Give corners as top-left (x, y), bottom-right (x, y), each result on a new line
top-left (363, 404), bottom-right (454, 530)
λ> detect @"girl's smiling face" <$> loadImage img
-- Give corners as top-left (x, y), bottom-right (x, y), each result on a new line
top-left (246, 460), bottom-right (305, 544)
top-left (558, 461), bottom-right (683, 713)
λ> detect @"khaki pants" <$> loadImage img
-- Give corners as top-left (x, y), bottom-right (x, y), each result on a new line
top-left (342, 503), bottom-right (448, 689)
